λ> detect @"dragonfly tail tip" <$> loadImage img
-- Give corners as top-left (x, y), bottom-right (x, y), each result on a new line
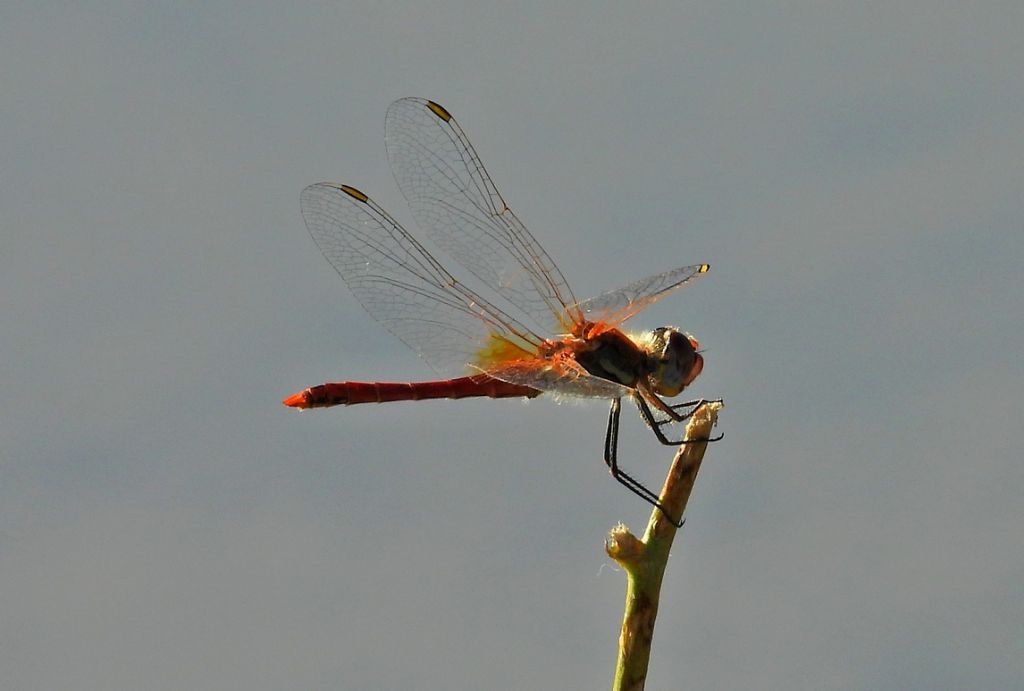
top-left (282, 391), bottom-right (311, 408)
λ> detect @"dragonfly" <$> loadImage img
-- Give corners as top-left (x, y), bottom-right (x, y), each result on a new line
top-left (284, 98), bottom-right (718, 525)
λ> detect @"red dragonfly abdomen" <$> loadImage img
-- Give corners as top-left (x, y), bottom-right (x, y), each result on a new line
top-left (282, 376), bottom-right (541, 409)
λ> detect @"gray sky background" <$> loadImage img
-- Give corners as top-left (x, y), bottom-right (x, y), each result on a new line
top-left (2, 2), bottom-right (1021, 689)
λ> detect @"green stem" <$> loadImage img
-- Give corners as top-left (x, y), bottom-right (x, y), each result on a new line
top-left (606, 402), bottom-right (722, 691)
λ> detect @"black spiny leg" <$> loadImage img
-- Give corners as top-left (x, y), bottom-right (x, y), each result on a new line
top-left (635, 395), bottom-right (724, 446)
top-left (604, 397), bottom-right (684, 527)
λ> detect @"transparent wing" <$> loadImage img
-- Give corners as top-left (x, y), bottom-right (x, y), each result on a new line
top-left (575, 263), bottom-right (711, 327)
top-left (385, 98), bottom-right (582, 335)
top-left (299, 182), bottom-right (545, 375)
top-left (485, 359), bottom-right (634, 400)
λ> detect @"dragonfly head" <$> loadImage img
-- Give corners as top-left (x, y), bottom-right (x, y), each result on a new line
top-left (645, 327), bottom-right (703, 398)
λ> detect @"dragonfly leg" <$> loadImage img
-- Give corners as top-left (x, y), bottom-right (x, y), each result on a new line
top-left (604, 398), bottom-right (685, 527)
top-left (635, 395), bottom-right (724, 446)
top-left (668, 397), bottom-right (723, 413)
top-left (657, 399), bottom-right (704, 425)
top-left (650, 395), bottom-right (724, 424)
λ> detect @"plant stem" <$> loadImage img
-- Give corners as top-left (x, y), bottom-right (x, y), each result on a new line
top-left (606, 401), bottom-right (722, 691)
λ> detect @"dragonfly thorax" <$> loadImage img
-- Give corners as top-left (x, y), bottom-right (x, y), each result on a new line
top-left (566, 325), bottom-right (702, 398)
top-left (640, 326), bottom-right (703, 398)
top-left (570, 327), bottom-right (650, 388)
